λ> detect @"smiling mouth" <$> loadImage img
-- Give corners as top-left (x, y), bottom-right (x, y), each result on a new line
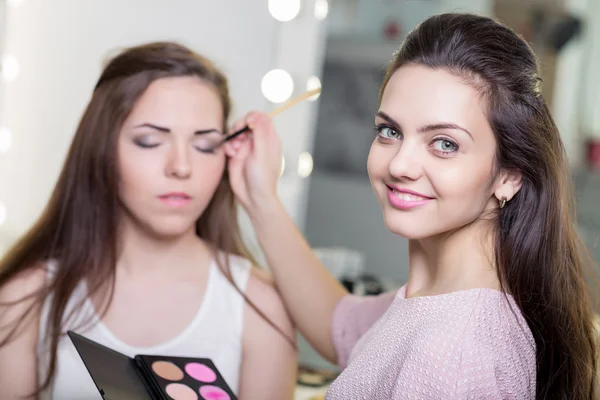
top-left (386, 186), bottom-right (433, 210)
top-left (389, 189), bottom-right (430, 202)
top-left (386, 185), bottom-right (432, 200)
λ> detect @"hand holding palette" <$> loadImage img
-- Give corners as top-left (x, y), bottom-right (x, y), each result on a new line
top-left (67, 331), bottom-right (236, 400)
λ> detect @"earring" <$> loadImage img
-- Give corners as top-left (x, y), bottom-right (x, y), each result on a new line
top-left (499, 197), bottom-right (507, 209)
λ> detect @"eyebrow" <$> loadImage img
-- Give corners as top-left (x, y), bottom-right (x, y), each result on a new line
top-left (133, 123), bottom-right (222, 135)
top-left (375, 111), bottom-right (473, 140)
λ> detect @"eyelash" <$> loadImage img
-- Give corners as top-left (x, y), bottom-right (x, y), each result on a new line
top-left (197, 148), bottom-right (216, 154)
top-left (430, 138), bottom-right (459, 156)
top-left (374, 124), bottom-right (402, 140)
top-left (133, 140), bottom-right (217, 154)
top-left (134, 140), bottom-right (159, 149)
top-left (373, 124), bottom-right (459, 156)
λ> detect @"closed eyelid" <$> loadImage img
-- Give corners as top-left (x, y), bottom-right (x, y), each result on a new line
top-left (129, 129), bottom-right (163, 139)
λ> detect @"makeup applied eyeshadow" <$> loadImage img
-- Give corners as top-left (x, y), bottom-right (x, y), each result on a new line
top-left (68, 331), bottom-right (237, 400)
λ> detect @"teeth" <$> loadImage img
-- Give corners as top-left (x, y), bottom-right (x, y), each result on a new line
top-left (392, 190), bottom-right (426, 201)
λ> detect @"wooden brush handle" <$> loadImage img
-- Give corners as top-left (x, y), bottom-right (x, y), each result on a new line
top-left (267, 88), bottom-right (321, 118)
top-left (218, 88), bottom-right (321, 148)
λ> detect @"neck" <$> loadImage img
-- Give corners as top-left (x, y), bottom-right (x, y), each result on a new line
top-left (405, 219), bottom-right (500, 298)
top-left (116, 219), bottom-right (211, 277)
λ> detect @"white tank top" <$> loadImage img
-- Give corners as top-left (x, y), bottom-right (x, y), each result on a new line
top-left (36, 254), bottom-right (252, 400)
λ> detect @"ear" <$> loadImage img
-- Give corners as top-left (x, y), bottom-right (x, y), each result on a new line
top-left (493, 168), bottom-right (523, 204)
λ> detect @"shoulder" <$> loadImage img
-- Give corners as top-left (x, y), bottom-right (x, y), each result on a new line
top-left (244, 267), bottom-right (293, 337)
top-left (458, 290), bottom-right (536, 398)
top-left (335, 290), bottom-right (398, 319)
top-left (0, 262), bottom-right (49, 341)
top-left (213, 248), bottom-right (288, 326)
top-left (332, 291), bottom-right (399, 343)
top-left (215, 253), bottom-right (252, 280)
top-left (472, 290), bottom-right (535, 351)
top-left (331, 290), bottom-right (399, 368)
top-left (237, 268), bottom-right (297, 399)
top-left (464, 290), bottom-right (536, 358)
top-left (0, 263), bottom-right (48, 400)
top-left (0, 263), bottom-right (48, 304)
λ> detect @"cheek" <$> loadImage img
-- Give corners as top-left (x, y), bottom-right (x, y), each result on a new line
top-left (118, 149), bottom-right (160, 196)
top-left (367, 148), bottom-right (376, 180)
top-left (185, 154), bottom-right (228, 212)
top-left (367, 143), bottom-right (388, 181)
top-left (429, 161), bottom-right (493, 208)
top-left (192, 156), bottom-right (226, 190)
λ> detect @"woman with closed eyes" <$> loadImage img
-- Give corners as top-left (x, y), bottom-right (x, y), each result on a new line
top-left (0, 41), bottom-right (297, 400)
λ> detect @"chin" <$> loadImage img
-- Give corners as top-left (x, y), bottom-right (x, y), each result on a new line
top-left (384, 221), bottom-right (431, 240)
top-left (144, 218), bottom-right (198, 240)
top-left (381, 206), bottom-right (484, 241)
top-left (381, 210), bottom-right (444, 240)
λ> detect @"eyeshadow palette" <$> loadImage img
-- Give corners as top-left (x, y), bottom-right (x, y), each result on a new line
top-left (68, 331), bottom-right (237, 400)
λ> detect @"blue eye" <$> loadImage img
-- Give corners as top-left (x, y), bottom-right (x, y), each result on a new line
top-left (431, 138), bottom-right (458, 153)
top-left (375, 125), bottom-right (401, 140)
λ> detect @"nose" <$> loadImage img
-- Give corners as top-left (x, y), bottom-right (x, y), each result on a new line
top-left (166, 141), bottom-right (192, 179)
top-left (388, 138), bottom-right (423, 181)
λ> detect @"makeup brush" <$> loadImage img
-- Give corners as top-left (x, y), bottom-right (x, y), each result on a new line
top-left (210, 87), bottom-right (321, 151)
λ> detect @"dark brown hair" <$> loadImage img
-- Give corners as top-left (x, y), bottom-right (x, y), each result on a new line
top-left (0, 41), bottom-right (291, 394)
top-left (381, 13), bottom-right (598, 399)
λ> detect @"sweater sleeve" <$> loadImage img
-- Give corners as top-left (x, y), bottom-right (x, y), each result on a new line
top-left (330, 291), bottom-right (397, 368)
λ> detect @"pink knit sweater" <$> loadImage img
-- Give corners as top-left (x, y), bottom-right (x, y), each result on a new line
top-left (326, 287), bottom-right (536, 399)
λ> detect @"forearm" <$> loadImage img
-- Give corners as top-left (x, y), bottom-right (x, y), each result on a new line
top-left (249, 199), bottom-right (348, 363)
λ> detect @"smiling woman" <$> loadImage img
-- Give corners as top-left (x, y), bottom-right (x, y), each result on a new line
top-left (225, 12), bottom-right (599, 400)
top-left (369, 65), bottom-right (504, 240)
top-left (0, 42), bottom-right (297, 400)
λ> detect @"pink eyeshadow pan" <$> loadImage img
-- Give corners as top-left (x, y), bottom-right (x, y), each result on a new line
top-left (199, 385), bottom-right (231, 400)
top-left (166, 383), bottom-right (198, 400)
top-left (185, 363), bottom-right (217, 383)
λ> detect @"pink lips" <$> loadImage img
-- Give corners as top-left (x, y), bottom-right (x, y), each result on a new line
top-left (386, 185), bottom-right (433, 210)
top-left (158, 192), bottom-right (192, 208)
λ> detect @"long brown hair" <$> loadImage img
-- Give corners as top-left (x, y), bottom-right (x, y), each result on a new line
top-left (0, 41), bottom-right (291, 394)
top-left (381, 13), bottom-right (598, 399)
